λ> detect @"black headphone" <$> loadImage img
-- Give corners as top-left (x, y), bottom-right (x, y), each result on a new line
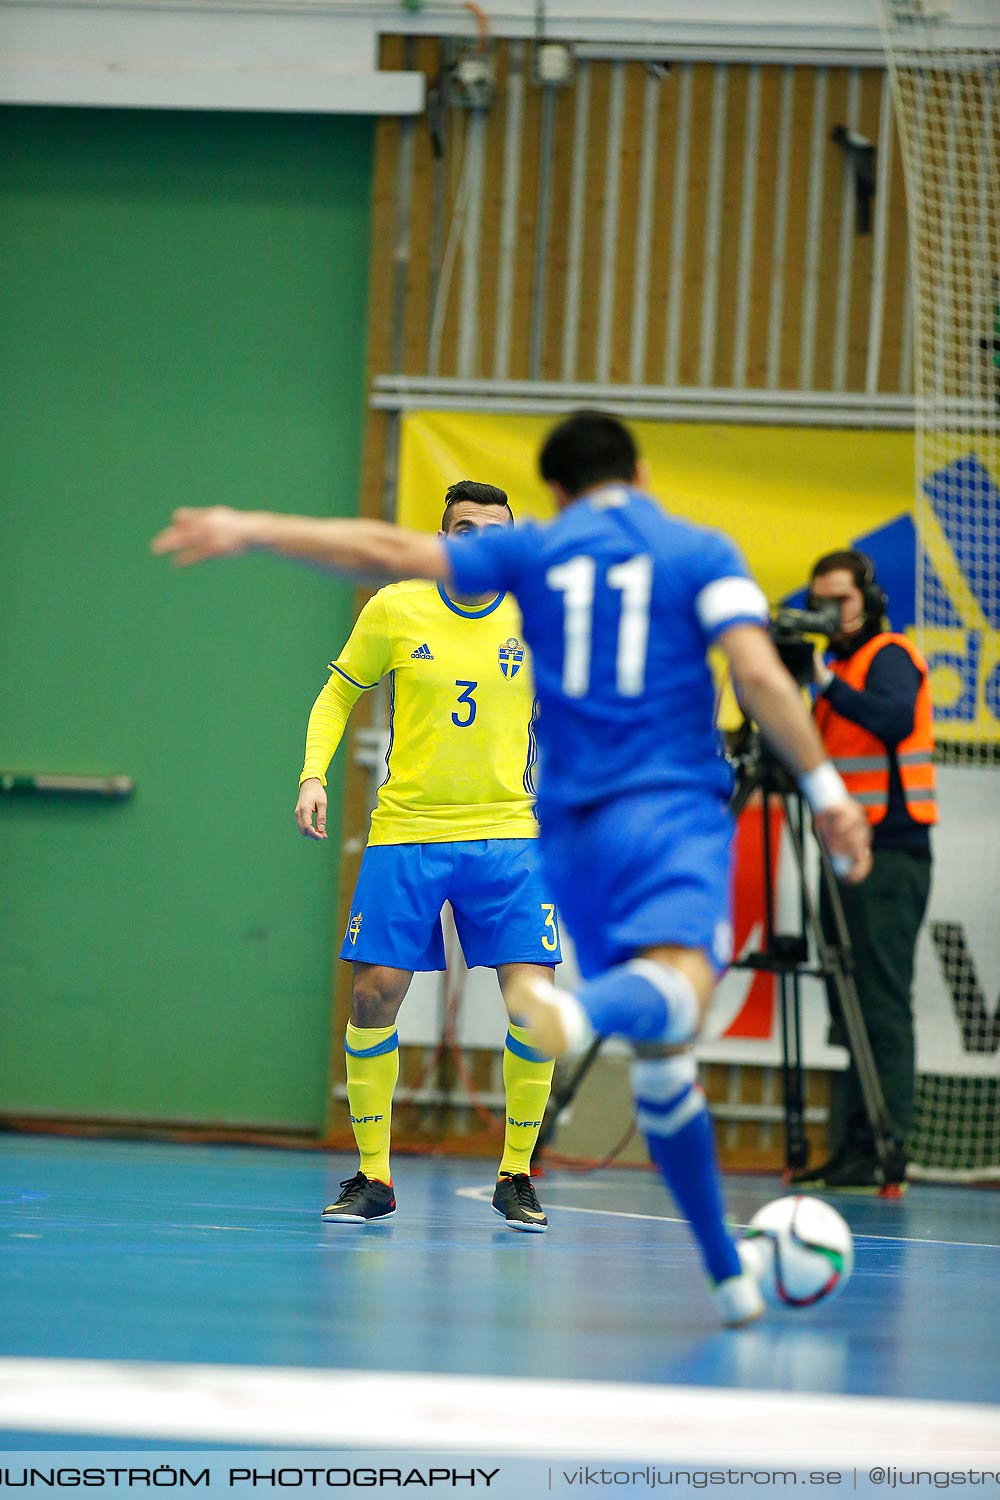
top-left (851, 551), bottom-right (889, 623)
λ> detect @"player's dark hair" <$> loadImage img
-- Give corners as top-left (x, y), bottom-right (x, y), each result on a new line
top-left (441, 481), bottom-right (513, 530)
top-left (538, 410), bottom-right (639, 498)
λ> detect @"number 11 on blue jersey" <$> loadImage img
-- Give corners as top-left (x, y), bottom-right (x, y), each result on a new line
top-left (546, 553), bottom-right (653, 698)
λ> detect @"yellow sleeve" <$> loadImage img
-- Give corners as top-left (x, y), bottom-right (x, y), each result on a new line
top-left (299, 593), bottom-right (391, 788)
top-left (299, 675), bottom-right (360, 787)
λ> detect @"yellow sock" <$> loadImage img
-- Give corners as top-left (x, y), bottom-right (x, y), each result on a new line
top-left (498, 1023), bottom-right (555, 1178)
top-left (345, 1022), bottom-right (399, 1184)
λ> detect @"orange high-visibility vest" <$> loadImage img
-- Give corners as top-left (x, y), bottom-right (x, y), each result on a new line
top-left (814, 633), bottom-right (938, 826)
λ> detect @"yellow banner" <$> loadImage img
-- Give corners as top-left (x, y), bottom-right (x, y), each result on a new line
top-left (399, 412), bottom-right (910, 601)
top-left (399, 412), bottom-right (999, 741)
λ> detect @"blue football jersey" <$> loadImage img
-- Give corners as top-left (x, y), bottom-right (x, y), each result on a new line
top-left (444, 484), bottom-right (768, 812)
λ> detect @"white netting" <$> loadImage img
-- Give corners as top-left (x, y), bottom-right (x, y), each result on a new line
top-left (878, 0), bottom-right (1000, 1179)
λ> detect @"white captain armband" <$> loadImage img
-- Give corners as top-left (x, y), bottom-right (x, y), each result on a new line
top-left (694, 576), bottom-right (769, 635)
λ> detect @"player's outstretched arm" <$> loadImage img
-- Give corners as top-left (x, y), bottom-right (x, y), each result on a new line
top-left (720, 623), bottom-right (872, 884)
top-left (151, 507), bottom-right (449, 586)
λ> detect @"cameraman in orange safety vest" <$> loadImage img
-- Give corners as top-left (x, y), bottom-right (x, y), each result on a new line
top-left (793, 549), bottom-right (936, 1192)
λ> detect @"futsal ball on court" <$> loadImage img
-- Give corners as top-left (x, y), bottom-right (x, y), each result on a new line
top-left (741, 1195), bottom-right (854, 1308)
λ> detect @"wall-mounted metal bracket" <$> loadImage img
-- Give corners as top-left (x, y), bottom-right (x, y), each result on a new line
top-left (832, 124), bottom-right (876, 234)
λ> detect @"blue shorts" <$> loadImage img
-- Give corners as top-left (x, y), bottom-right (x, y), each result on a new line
top-left (539, 787), bottom-right (735, 981)
top-left (341, 838), bottom-right (562, 972)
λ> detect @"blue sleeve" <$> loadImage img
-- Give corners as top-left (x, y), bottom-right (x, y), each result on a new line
top-left (689, 530), bottom-right (770, 645)
top-left (822, 643), bottom-right (922, 748)
top-left (443, 522), bottom-right (536, 598)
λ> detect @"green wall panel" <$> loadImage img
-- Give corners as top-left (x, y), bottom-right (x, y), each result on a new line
top-left (0, 107), bottom-right (373, 1129)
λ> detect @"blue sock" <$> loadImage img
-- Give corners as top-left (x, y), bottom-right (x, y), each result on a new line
top-left (632, 1054), bottom-right (741, 1284)
top-left (577, 960), bottom-right (699, 1045)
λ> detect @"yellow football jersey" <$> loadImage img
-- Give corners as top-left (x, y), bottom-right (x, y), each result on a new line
top-left (301, 580), bottom-right (539, 845)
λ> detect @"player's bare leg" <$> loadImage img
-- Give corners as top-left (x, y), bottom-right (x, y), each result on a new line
top-left (350, 963), bottom-right (413, 1028)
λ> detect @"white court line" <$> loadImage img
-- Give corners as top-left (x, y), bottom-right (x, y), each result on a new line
top-left (1, 1359), bottom-right (997, 1464)
top-left (457, 1184), bottom-right (1000, 1249)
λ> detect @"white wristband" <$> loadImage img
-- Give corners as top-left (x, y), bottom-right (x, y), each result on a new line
top-left (799, 761), bottom-right (849, 814)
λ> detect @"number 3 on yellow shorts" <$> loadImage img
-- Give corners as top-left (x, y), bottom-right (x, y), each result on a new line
top-left (540, 902), bottom-right (559, 952)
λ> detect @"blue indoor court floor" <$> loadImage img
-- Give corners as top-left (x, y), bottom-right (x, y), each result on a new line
top-left (1, 1135), bottom-right (998, 1485)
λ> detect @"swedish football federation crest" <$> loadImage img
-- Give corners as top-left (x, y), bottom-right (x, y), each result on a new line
top-left (498, 637), bottom-right (524, 679)
top-left (348, 912), bottom-right (363, 946)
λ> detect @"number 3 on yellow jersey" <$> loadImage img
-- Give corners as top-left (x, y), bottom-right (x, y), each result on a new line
top-left (452, 679), bottom-right (478, 727)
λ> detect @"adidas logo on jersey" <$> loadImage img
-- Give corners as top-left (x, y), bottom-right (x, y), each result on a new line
top-left (410, 643), bottom-right (434, 659)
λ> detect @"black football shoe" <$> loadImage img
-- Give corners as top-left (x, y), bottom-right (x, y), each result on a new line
top-left (491, 1172), bottom-right (548, 1233)
top-left (322, 1171), bottom-right (396, 1223)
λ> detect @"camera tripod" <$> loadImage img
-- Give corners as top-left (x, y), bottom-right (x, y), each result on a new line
top-left (727, 739), bottom-right (906, 1187)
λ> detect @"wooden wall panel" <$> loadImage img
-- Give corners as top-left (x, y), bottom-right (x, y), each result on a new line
top-left (777, 67), bottom-right (815, 391)
top-left (402, 37), bottom-right (441, 377)
top-left (503, 63), bottom-right (539, 379)
top-left (435, 107), bottom-right (466, 378)
top-left (714, 66), bottom-right (749, 388)
top-left (476, 43), bottom-right (509, 379)
top-left (815, 69), bottom-right (853, 392)
top-left (366, 42), bottom-right (915, 401)
top-left (642, 69), bottom-right (680, 388)
top-left (881, 117), bottom-right (912, 394)
top-left (746, 65), bottom-right (784, 390)
top-left (541, 75), bottom-right (578, 382)
top-left (677, 65), bottom-right (713, 388)
top-left (607, 63), bottom-right (644, 386)
top-left (574, 62), bottom-right (610, 385)
top-left (844, 69), bottom-right (886, 392)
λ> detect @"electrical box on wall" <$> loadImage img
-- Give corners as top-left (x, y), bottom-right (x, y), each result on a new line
top-left (445, 39), bottom-right (496, 110)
